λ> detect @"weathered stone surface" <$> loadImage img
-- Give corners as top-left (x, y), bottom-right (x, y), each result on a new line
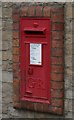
top-left (65, 20), bottom-right (72, 33)
top-left (8, 106), bottom-right (35, 118)
top-left (65, 33), bottom-right (72, 43)
top-left (0, 81), bottom-right (2, 96)
top-left (2, 41), bottom-right (8, 50)
top-left (0, 42), bottom-right (2, 51)
top-left (64, 75), bottom-right (72, 89)
top-left (72, 6), bottom-right (74, 19)
top-left (7, 60), bottom-right (12, 71)
top-left (65, 44), bottom-right (72, 55)
top-left (0, 4), bottom-right (2, 18)
top-left (2, 20), bottom-right (12, 31)
top-left (0, 69), bottom-right (2, 82)
top-left (2, 71), bottom-right (13, 83)
top-left (0, 115), bottom-right (2, 119)
top-left (8, 40), bottom-right (12, 50)
top-left (2, 7), bottom-right (12, 19)
top-left (2, 30), bottom-right (12, 41)
top-left (65, 111), bottom-right (72, 118)
top-left (2, 2), bottom-right (12, 8)
top-left (2, 51), bottom-right (8, 61)
top-left (65, 89), bottom-right (72, 99)
top-left (72, 87), bottom-right (74, 98)
top-left (65, 67), bottom-right (72, 76)
top-left (72, 20), bottom-right (74, 32)
top-left (64, 99), bottom-right (72, 116)
top-left (65, 3), bottom-right (72, 19)
top-left (34, 112), bottom-right (63, 118)
top-left (0, 52), bottom-right (2, 62)
top-left (65, 55), bottom-right (72, 67)
top-left (2, 84), bottom-right (12, 117)
top-left (2, 114), bottom-right (9, 118)
top-left (0, 104), bottom-right (2, 114)
top-left (2, 103), bottom-right (8, 114)
top-left (2, 61), bottom-right (8, 71)
top-left (2, 82), bottom-right (13, 98)
top-left (8, 51), bottom-right (12, 61)
top-left (64, 3), bottom-right (73, 118)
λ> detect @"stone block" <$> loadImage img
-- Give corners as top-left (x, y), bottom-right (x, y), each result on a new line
top-left (0, 70), bottom-right (2, 82)
top-left (2, 82), bottom-right (12, 95)
top-left (65, 67), bottom-right (72, 76)
top-left (65, 44), bottom-right (72, 55)
top-left (65, 89), bottom-right (72, 99)
top-left (0, 6), bottom-right (2, 18)
top-left (64, 75), bottom-right (72, 89)
top-left (8, 40), bottom-right (12, 50)
top-left (2, 114), bottom-right (9, 118)
top-left (2, 30), bottom-right (12, 41)
top-left (65, 38), bottom-right (72, 46)
top-left (2, 20), bottom-right (12, 31)
top-left (0, 1), bottom-right (2, 6)
top-left (68, 100), bottom-right (72, 112)
top-left (7, 64), bottom-right (12, 72)
top-left (65, 20), bottom-right (72, 33)
top-left (2, 71), bottom-right (13, 83)
top-left (73, 45), bottom-right (74, 55)
top-left (0, 52), bottom-right (2, 61)
top-left (0, 104), bottom-right (2, 114)
top-left (65, 33), bottom-right (72, 43)
top-left (2, 2), bottom-right (12, 8)
top-left (64, 99), bottom-right (69, 113)
top-left (0, 114), bottom-right (2, 119)
top-left (0, 18), bottom-right (2, 25)
top-left (2, 41), bottom-right (8, 50)
top-left (8, 66), bottom-right (12, 72)
top-left (0, 42), bottom-right (2, 51)
top-left (2, 82), bottom-right (13, 104)
top-left (65, 55), bottom-right (72, 67)
top-left (72, 87), bottom-right (74, 98)
top-left (2, 7), bottom-right (12, 19)
top-left (72, 5), bottom-right (74, 19)
top-left (72, 77), bottom-right (74, 87)
top-left (8, 51), bottom-right (12, 61)
top-left (72, 19), bottom-right (74, 33)
top-left (2, 103), bottom-right (8, 114)
top-left (65, 3), bottom-right (72, 19)
top-left (8, 106), bottom-right (35, 118)
top-left (2, 51), bottom-right (8, 61)
top-left (2, 61), bottom-right (8, 71)
top-left (34, 112), bottom-right (49, 118)
top-left (65, 111), bottom-right (72, 118)
top-left (0, 81), bottom-right (2, 94)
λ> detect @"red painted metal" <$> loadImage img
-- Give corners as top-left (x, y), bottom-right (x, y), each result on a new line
top-left (20, 18), bottom-right (51, 104)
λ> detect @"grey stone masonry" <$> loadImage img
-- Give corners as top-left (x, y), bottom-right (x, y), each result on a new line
top-left (64, 2), bottom-right (73, 118)
top-left (0, 1), bottom-right (2, 120)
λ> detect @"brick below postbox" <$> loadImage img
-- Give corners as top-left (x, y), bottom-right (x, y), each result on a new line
top-left (12, 5), bottom-right (64, 115)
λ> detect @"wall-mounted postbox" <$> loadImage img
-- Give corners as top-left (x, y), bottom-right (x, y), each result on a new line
top-left (20, 18), bottom-right (51, 104)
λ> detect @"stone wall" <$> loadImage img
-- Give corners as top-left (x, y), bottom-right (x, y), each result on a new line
top-left (0, 1), bottom-right (2, 119)
top-left (2, 2), bottom-right (13, 118)
top-left (72, 3), bottom-right (74, 119)
top-left (64, 3), bottom-right (73, 118)
top-left (1, 2), bottom-right (73, 119)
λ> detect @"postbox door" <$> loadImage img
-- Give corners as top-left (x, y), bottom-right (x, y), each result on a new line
top-left (22, 41), bottom-right (50, 103)
top-left (20, 18), bottom-right (50, 104)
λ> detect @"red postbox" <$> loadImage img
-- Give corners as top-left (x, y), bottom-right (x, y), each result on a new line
top-left (20, 18), bottom-right (51, 104)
